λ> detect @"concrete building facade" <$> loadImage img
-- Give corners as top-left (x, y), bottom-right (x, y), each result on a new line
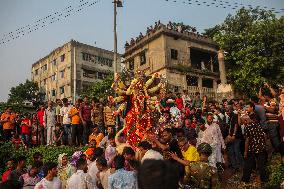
top-left (124, 24), bottom-right (226, 100)
top-left (31, 40), bottom-right (120, 102)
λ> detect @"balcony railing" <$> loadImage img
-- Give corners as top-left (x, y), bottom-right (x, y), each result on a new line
top-left (188, 86), bottom-right (216, 99)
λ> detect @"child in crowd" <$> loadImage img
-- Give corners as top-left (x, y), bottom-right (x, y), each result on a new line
top-left (11, 133), bottom-right (25, 149)
top-left (84, 139), bottom-right (97, 160)
top-left (1, 158), bottom-right (15, 182)
top-left (53, 123), bottom-right (63, 146)
top-left (105, 134), bottom-right (117, 165)
top-left (20, 113), bottom-right (31, 147)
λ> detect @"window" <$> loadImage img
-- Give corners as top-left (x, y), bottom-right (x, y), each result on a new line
top-left (174, 86), bottom-right (179, 93)
top-left (190, 48), bottom-right (214, 70)
top-left (140, 52), bottom-right (146, 65)
top-left (83, 69), bottom-right (96, 78)
top-left (212, 55), bottom-right (219, 73)
top-left (43, 78), bottom-right (47, 85)
top-left (171, 49), bottom-right (178, 60)
top-left (43, 64), bottom-right (48, 71)
top-left (60, 86), bottom-right (64, 94)
top-left (51, 89), bottom-right (56, 96)
top-left (52, 59), bottom-right (56, 66)
top-left (35, 69), bottom-right (38, 75)
top-left (82, 52), bottom-right (92, 61)
top-left (129, 59), bottom-right (134, 70)
top-left (60, 70), bottom-right (65, 78)
top-left (202, 78), bottom-right (213, 88)
top-left (97, 72), bottom-right (107, 80)
top-left (52, 74), bottom-right (56, 81)
top-left (82, 52), bottom-right (113, 67)
top-left (60, 54), bottom-right (65, 62)
top-left (186, 76), bottom-right (198, 86)
top-left (108, 60), bottom-right (113, 67)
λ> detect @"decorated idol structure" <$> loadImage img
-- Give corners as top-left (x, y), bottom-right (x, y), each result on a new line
top-left (110, 71), bottom-right (164, 146)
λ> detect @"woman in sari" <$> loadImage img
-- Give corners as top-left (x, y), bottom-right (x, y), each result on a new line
top-left (57, 153), bottom-right (75, 189)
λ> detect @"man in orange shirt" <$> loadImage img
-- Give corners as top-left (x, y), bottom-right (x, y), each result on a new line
top-left (69, 99), bottom-right (82, 146)
top-left (0, 107), bottom-right (16, 141)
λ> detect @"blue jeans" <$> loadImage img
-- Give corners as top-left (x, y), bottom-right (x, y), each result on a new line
top-left (63, 124), bottom-right (71, 145)
top-left (227, 138), bottom-right (243, 169)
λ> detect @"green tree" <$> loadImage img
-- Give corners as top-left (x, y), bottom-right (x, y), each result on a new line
top-left (82, 75), bottom-right (114, 100)
top-left (8, 80), bottom-right (39, 104)
top-left (204, 8), bottom-right (284, 96)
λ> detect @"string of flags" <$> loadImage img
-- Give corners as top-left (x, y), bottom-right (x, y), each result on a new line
top-left (164, 0), bottom-right (284, 14)
top-left (0, 0), bottom-right (101, 46)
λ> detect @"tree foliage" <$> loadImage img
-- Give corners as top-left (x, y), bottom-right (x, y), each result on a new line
top-left (81, 75), bottom-right (114, 100)
top-left (204, 8), bottom-right (284, 96)
top-left (8, 80), bottom-right (39, 104)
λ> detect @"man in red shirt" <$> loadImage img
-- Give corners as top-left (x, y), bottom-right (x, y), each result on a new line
top-left (80, 96), bottom-right (92, 145)
top-left (37, 105), bottom-right (45, 145)
top-left (175, 93), bottom-right (184, 110)
top-left (21, 113), bottom-right (31, 147)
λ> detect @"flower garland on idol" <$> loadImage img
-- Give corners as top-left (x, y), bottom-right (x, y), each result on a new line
top-left (110, 70), bottom-right (164, 146)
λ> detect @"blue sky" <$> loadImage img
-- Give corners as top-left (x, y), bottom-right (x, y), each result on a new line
top-left (0, 0), bottom-right (283, 101)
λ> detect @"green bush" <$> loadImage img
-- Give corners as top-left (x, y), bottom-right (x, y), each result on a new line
top-left (0, 142), bottom-right (85, 179)
top-left (267, 154), bottom-right (284, 187)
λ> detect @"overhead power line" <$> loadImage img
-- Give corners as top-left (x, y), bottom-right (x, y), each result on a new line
top-left (164, 0), bottom-right (284, 14)
top-left (0, 0), bottom-right (101, 46)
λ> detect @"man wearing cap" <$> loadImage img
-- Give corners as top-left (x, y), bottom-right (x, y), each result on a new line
top-left (184, 142), bottom-right (219, 189)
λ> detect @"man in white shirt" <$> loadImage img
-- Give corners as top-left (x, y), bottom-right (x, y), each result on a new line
top-left (60, 98), bottom-right (72, 145)
top-left (96, 157), bottom-right (112, 189)
top-left (138, 141), bottom-right (163, 163)
top-left (197, 114), bottom-right (225, 168)
top-left (34, 162), bottom-right (62, 189)
top-left (88, 147), bottom-right (105, 188)
top-left (182, 90), bottom-right (191, 107)
top-left (67, 158), bottom-right (94, 189)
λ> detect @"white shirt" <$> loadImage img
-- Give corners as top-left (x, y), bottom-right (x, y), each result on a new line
top-left (67, 170), bottom-right (94, 189)
top-left (197, 123), bottom-right (225, 148)
top-left (99, 168), bottom-right (112, 189)
top-left (170, 106), bottom-right (180, 118)
top-left (182, 94), bottom-right (191, 106)
top-left (88, 160), bottom-right (99, 187)
top-left (197, 123), bottom-right (225, 167)
top-left (60, 106), bottom-right (71, 124)
top-left (213, 113), bottom-right (224, 123)
top-left (141, 149), bottom-right (163, 163)
top-left (34, 177), bottom-right (62, 189)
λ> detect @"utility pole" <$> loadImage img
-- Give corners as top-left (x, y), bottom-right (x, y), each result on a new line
top-left (113, 0), bottom-right (118, 79)
top-left (113, 0), bottom-right (122, 80)
top-left (113, 0), bottom-right (122, 131)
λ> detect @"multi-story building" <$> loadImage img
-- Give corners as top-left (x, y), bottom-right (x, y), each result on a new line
top-left (31, 40), bottom-right (120, 102)
top-left (123, 23), bottom-right (227, 100)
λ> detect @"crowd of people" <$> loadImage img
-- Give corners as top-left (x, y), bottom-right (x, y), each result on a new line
top-left (124, 21), bottom-right (199, 49)
top-left (0, 96), bottom-right (116, 148)
top-left (0, 83), bottom-right (284, 189)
